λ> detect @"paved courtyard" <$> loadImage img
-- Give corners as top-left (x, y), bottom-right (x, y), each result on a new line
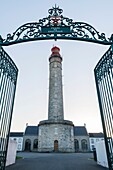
top-left (6, 152), bottom-right (108, 170)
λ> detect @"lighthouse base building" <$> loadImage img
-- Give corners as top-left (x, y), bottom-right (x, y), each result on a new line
top-left (38, 120), bottom-right (74, 152)
top-left (13, 47), bottom-right (90, 153)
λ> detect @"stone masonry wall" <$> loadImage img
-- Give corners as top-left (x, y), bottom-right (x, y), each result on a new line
top-left (38, 123), bottom-right (75, 152)
top-left (23, 135), bottom-right (38, 151)
top-left (74, 136), bottom-right (90, 152)
top-left (48, 56), bottom-right (64, 121)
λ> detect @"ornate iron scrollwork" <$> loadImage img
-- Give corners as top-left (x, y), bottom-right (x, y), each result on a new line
top-left (0, 47), bottom-right (18, 83)
top-left (0, 5), bottom-right (112, 46)
top-left (94, 46), bottom-right (113, 83)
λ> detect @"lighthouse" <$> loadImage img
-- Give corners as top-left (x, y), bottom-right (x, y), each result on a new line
top-left (48, 46), bottom-right (64, 121)
top-left (38, 47), bottom-right (75, 152)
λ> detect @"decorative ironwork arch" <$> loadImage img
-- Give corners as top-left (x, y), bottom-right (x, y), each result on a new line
top-left (0, 5), bottom-right (113, 46)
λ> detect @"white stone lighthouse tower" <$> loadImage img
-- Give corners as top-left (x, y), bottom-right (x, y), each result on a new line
top-left (38, 46), bottom-right (75, 152)
top-left (48, 46), bottom-right (64, 121)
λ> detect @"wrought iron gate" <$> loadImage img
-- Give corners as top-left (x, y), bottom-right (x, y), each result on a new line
top-left (0, 47), bottom-right (18, 170)
top-left (94, 46), bottom-right (113, 169)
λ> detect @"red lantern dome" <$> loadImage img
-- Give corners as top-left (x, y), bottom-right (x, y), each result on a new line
top-left (51, 46), bottom-right (60, 56)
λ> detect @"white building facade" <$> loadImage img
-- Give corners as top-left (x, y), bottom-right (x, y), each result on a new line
top-left (9, 132), bottom-right (23, 151)
top-left (89, 133), bottom-right (104, 151)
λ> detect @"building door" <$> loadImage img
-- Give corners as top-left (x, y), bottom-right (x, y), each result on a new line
top-left (25, 139), bottom-right (31, 151)
top-left (81, 139), bottom-right (88, 151)
top-left (54, 140), bottom-right (58, 152)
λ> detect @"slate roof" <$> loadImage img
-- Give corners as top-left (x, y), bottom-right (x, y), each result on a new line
top-left (89, 133), bottom-right (104, 138)
top-left (10, 132), bottom-right (23, 137)
top-left (24, 126), bottom-right (38, 136)
top-left (74, 126), bottom-right (88, 136)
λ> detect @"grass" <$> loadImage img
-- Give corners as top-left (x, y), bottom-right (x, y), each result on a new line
top-left (16, 156), bottom-right (23, 160)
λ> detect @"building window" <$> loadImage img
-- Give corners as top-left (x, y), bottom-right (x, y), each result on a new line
top-left (96, 138), bottom-right (99, 142)
top-left (91, 139), bottom-right (94, 144)
top-left (74, 139), bottom-right (79, 152)
top-left (17, 144), bottom-right (21, 150)
top-left (92, 145), bottom-right (95, 150)
top-left (81, 139), bottom-right (88, 151)
top-left (33, 139), bottom-right (38, 149)
top-left (18, 138), bottom-right (22, 143)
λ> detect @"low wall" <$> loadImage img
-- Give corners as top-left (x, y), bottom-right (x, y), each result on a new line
top-left (95, 140), bottom-right (108, 168)
top-left (6, 139), bottom-right (17, 166)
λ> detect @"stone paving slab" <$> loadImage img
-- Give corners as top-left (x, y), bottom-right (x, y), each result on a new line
top-left (6, 152), bottom-right (108, 170)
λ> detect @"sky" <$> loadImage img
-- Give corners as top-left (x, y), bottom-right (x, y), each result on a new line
top-left (0, 0), bottom-right (113, 133)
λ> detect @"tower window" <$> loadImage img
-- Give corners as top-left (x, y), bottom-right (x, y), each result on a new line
top-left (54, 94), bottom-right (57, 98)
top-left (55, 74), bottom-right (57, 77)
top-left (54, 63), bottom-right (57, 67)
top-left (39, 129), bottom-right (41, 136)
top-left (55, 83), bottom-right (57, 86)
top-left (55, 128), bottom-right (58, 134)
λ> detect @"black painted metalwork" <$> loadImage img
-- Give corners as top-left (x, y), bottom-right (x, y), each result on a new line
top-left (94, 46), bottom-right (113, 170)
top-left (0, 5), bottom-right (112, 46)
top-left (0, 46), bottom-right (18, 170)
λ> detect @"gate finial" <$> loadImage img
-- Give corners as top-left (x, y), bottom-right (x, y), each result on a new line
top-left (48, 5), bottom-right (63, 16)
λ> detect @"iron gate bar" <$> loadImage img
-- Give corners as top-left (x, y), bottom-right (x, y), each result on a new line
top-left (1, 79), bottom-right (11, 141)
top-left (103, 76), bottom-right (112, 137)
top-left (0, 75), bottom-right (9, 125)
top-left (0, 79), bottom-right (10, 163)
top-left (0, 5), bottom-right (113, 46)
top-left (4, 83), bottom-right (17, 168)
